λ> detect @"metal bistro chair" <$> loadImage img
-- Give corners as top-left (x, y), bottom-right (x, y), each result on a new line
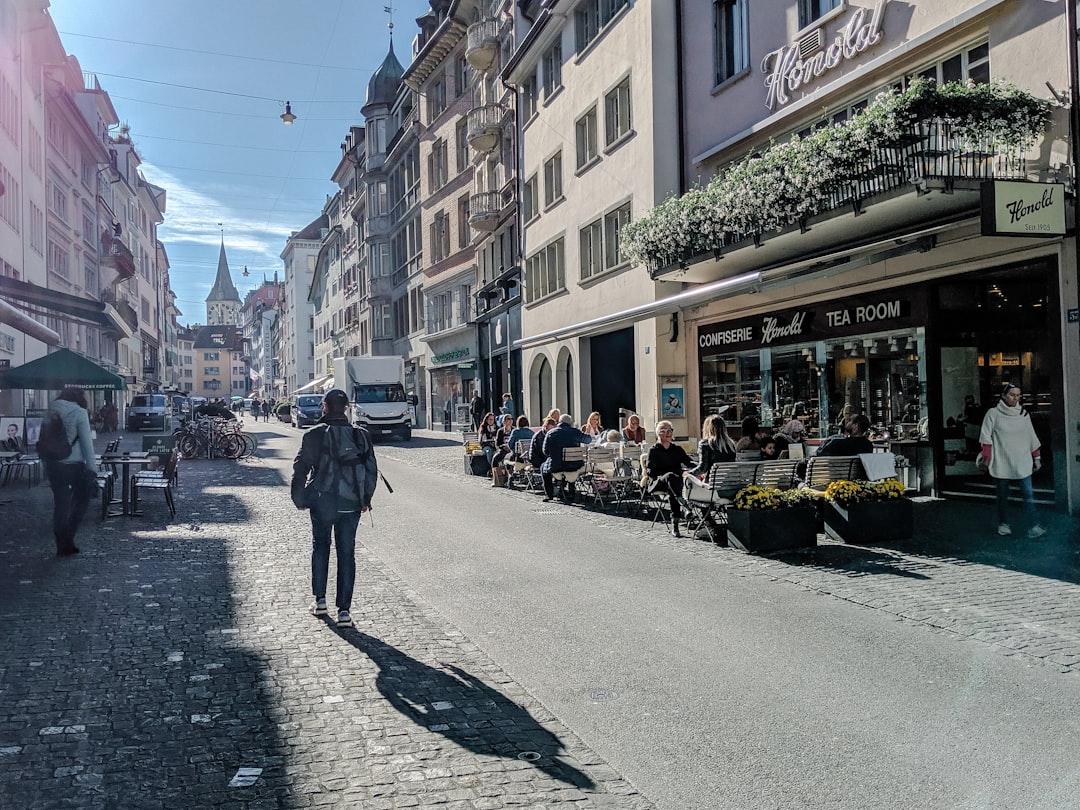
top-left (506, 439), bottom-right (533, 489)
top-left (683, 463), bottom-right (760, 540)
top-left (131, 449), bottom-right (179, 518)
top-left (550, 446), bottom-right (586, 503)
top-left (582, 445), bottom-right (617, 509)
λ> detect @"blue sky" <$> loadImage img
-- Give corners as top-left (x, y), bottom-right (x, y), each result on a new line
top-left (48, 0), bottom-right (429, 324)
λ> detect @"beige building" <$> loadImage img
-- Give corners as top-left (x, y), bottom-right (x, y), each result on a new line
top-left (660, 0), bottom-right (1079, 510)
top-left (505, 0), bottom-right (681, 427)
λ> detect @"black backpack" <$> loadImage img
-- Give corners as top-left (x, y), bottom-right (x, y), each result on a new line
top-left (37, 412), bottom-right (75, 461)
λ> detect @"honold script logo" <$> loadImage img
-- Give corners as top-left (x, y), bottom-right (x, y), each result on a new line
top-left (1005, 186), bottom-right (1056, 224)
top-left (760, 312), bottom-right (807, 344)
top-left (761, 0), bottom-right (886, 111)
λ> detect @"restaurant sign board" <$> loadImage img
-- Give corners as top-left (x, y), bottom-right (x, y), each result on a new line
top-left (698, 289), bottom-right (925, 356)
top-left (980, 181), bottom-right (1066, 237)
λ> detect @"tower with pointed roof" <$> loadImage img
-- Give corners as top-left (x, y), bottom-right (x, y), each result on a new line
top-left (206, 238), bottom-right (242, 326)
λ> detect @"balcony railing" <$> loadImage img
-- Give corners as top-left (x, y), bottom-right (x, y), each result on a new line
top-left (469, 190), bottom-right (506, 232)
top-left (466, 19), bottom-right (500, 72)
top-left (101, 235), bottom-right (136, 280)
top-left (467, 104), bottom-right (506, 155)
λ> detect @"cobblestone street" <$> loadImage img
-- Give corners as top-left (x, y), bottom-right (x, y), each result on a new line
top-left (1, 423), bottom-right (1078, 808)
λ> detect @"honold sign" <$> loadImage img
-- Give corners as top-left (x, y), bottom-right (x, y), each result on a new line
top-left (761, 0), bottom-right (887, 110)
top-left (981, 181), bottom-right (1066, 237)
top-left (698, 290), bottom-right (925, 355)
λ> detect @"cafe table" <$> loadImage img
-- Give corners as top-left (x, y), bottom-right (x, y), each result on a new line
top-left (99, 452), bottom-right (153, 516)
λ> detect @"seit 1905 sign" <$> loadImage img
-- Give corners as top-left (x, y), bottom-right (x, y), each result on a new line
top-left (698, 290), bottom-right (925, 356)
top-left (981, 181), bottom-right (1066, 237)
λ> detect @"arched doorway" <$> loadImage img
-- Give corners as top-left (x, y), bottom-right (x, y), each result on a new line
top-left (530, 354), bottom-right (552, 422)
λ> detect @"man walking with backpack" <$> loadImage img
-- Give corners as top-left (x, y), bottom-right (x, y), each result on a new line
top-left (40, 387), bottom-right (97, 556)
top-left (290, 388), bottom-right (378, 628)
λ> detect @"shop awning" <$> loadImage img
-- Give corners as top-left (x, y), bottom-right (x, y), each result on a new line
top-left (0, 276), bottom-right (125, 334)
top-left (1, 348), bottom-right (126, 390)
top-left (292, 374), bottom-right (332, 395)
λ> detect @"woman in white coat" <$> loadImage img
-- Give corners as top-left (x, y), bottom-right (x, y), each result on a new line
top-left (978, 382), bottom-right (1045, 538)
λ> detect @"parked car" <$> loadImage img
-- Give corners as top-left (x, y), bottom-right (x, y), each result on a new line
top-left (291, 394), bottom-right (324, 427)
top-left (126, 394), bottom-right (172, 432)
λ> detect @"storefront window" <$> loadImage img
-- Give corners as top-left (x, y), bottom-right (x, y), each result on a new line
top-left (768, 348), bottom-right (821, 436)
top-left (824, 332), bottom-right (922, 438)
top-left (700, 352), bottom-right (761, 426)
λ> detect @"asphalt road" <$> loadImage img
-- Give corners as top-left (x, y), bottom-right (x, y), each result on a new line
top-left (369, 432), bottom-right (1080, 810)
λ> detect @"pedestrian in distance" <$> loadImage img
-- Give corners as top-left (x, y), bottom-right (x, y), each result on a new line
top-left (500, 392), bottom-right (515, 418)
top-left (979, 382), bottom-right (1045, 538)
top-left (469, 392), bottom-right (485, 431)
top-left (43, 386), bottom-right (97, 556)
top-left (290, 388), bottom-right (378, 628)
top-left (261, 399), bottom-right (271, 422)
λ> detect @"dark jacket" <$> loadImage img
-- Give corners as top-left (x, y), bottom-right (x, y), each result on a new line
top-left (529, 429), bottom-right (549, 468)
top-left (291, 414), bottom-right (378, 518)
top-left (687, 439), bottom-right (735, 478)
top-left (507, 427), bottom-right (535, 458)
top-left (541, 423), bottom-right (587, 473)
top-left (645, 441), bottom-right (693, 479)
top-left (816, 434), bottom-right (874, 457)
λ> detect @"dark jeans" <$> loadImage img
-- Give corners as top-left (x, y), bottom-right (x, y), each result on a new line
top-left (311, 510), bottom-right (360, 612)
top-left (650, 472), bottom-right (684, 523)
top-left (541, 472), bottom-right (577, 501)
top-left (48, 462), bottom-right (92, 548)
top-left (995, 476), bottom-right (1036, 526)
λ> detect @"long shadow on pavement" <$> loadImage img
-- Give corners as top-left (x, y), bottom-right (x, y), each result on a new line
top-left (344, 630), bottom-right (595, 791)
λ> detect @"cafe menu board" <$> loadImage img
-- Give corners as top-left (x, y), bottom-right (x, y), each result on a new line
top-left (697, 289), bottom-right (926, 356)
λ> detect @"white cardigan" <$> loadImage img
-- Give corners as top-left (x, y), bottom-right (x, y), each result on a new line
top-left (979, 400), bottom-right (1040, 480)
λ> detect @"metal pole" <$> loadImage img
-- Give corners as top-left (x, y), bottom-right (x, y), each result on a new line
top-left (1066, 0), bottom-right (1080, 357)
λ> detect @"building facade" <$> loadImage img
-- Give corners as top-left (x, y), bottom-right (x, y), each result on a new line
top-left (505, 0), bottom-right (682, 428)
top-left (664, 0), bottom-right (1078, 509)
top-left (280, 215), bottom-right (325, 395)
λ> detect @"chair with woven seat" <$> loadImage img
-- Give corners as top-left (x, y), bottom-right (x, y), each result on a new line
top-left (131, 449), bottom-right (178, 518)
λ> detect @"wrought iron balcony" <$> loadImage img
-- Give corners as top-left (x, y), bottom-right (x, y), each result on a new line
top-left (465, 19), bottom-right (500, 73)
top-left (469, 190), bottom-right (505, 232)
top-left (101, 234), bottom-right (136, 280)
top-left (467, 104), bottom-right (506, 155)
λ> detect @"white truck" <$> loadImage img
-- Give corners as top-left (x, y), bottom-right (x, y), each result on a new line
top-left (332, 356), bottom-right (414, 441)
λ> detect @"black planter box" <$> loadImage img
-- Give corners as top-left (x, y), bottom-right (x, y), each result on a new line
top-left (726, 507), bottom-right (818, 554)
top-left (823, 498), bottom-right (913, 544)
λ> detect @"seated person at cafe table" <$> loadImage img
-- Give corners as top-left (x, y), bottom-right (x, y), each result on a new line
top-left (816, 414), bottom-right (875, 457)
top-left (684, 414), bottom-right (738, 505)
top-left (645, 420), bottom-right (694, 537)
top-left (622, 413), bottom-right (646, 444)
top-left (541, 414), bottom-right (587, 503)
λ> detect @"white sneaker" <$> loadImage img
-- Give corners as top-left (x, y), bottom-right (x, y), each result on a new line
top-left (1027, 525), bottom-right (1046, 539)
top-left (997, 523), bottom-right (1012, 536)
top-left (336, 610), bottom-right (353, 628)
top-left (309, 598), bottom-right (327, 616)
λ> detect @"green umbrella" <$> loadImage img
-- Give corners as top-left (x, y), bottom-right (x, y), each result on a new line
top-left (2, 348), bottom-right (126, 391)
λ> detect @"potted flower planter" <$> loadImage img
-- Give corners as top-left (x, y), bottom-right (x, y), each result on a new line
top-left (823, 498), bottom-right (913, 544)
top-left (726, 506), bottom-right (818, 554)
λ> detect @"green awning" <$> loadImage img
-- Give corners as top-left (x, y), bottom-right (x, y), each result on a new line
top-left (2, 348), bottom-right (126, 391)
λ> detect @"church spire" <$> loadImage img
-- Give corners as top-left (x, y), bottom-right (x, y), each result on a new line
top-left (205, 236), bottom-right (242, 326)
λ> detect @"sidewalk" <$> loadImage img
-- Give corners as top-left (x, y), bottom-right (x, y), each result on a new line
top-left (0, 426), bottom-right (651, 809)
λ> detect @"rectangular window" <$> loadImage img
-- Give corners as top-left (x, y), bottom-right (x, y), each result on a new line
top-left (524, 236), bottom-right (566, 303)
top-left (604, 76), bottom-right (631, 145)
top-left (579, 219), bottom-right (603, 281)
top-left (915, 41), bottom-right (990, 86)
top-left (455, 117), bottom-right (470, 173)
top-left (543, 151), bottom-right (563, 207)
top-left (604, 202), bottom-right (631, 268)
top-left (454, 53), bottom-right (470, 96)
top-left (575, 106), bottom-right (598, 169)
top-left (84, 258), bottom-right (96, 294)
top-left (50, 181), bottom-right (68, 222)
top-left (458, 194), bottom-right (471, 248)
top-left (521, 72), bottom-right (538, 120)
top-left (798, 0), bottom-right (843, 29)
top-left (542, 40), bottom-right (562, 98)
top-left (430, 211), bottom-right (450, 262)
top-left (29, 202), bottom-right (43, 254)
top-left (575, 0), bottom-right (628, 52)
top-left (428, 139), bottom-right (448, 191)
top-left (28, 124), bottom-right (42, 178)
top-left (430, 76), bottom-right (447, 121)
top-left (0, 73), bottom-right (18, 146)
top-left (0, 163), bottom-right (18, 231)
top-left (47, 240), bottom-right (69, 279)
top-left (459, 284), bottom-right (472, 323)
top-left (523, 174), bottom-right (539, 222)
top-left (714, 0), bottom-right (749, 86)
top-left (204, 352), bottom-right (220, 361)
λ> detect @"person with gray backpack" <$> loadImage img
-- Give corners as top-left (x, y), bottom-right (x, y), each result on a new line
top-left (39, 387), bottom-right (97, 556)
top-left (290, 389), bottom-right (378, 628)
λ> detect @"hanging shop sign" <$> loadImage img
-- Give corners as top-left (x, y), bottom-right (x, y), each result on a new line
top-left (761, 0), bottom-right (887, 110)
top-left (431, 347), bottom-right (471, 365)
top-left (698, 289), bottom-right (925, 356)
top-left (980, 181), bottom-right (1066, 237)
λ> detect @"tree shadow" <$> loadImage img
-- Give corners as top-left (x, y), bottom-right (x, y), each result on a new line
top-left (343, 630), bottom-right (595, 790)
